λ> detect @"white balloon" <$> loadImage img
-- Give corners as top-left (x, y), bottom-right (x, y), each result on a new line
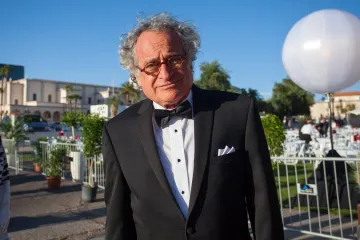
top-left (282, 9), bottom-right (360, 94)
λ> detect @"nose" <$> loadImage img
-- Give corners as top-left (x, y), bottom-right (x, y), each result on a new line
top-left (158, 62), bottom-right (173, 80)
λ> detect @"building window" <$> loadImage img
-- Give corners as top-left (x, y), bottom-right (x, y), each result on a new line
top-left (88, 97), bottom-right (92, 104)
top-left (48, 94), bottom-right (52, 102)
top-left (33, 94), bottom-right (37, 101)
top-left (14, 99), bottom-right (18, 105)
top-left (97, 99), bottom-right (100, 104)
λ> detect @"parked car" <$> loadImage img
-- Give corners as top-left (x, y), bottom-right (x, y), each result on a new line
top-left (23, 114), bottom-right (49, 131)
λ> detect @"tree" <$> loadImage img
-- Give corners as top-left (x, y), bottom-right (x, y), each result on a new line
top-left (0, 65), bottom-right (10, 119)
top-left (230, 86), bottom-right (273, 113)
top-left (196, 61), bottom-right (231, 91)
top-left (0, 116), bottom-right (25, 143)
top-left (270, 78), bottom-right (314, 119)
top-left (230, 86), bottom-right (262, 101)
top-left (108, 95), bottom-right (123, 118)
top-left (67, 94), bottom-right (81, 111)
top-left (61, 111), bottom-right (84, 139)
top-left (65, 85), bottom-right (74, 111)
top-left (119, 82), bottom-right (139, 105)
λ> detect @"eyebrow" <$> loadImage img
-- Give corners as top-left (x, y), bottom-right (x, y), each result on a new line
top-left (143, 52), bottom-right (182, 64)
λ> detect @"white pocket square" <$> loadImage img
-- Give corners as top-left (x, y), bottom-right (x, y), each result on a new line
top-left (217, 145), bottom-right (235, 156)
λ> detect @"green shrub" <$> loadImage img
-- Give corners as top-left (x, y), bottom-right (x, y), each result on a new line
top-left (41, 146), bottom-right (67, 177)
top-left (261, 114), bottom-right (286, 157)
top-left (81, 114), bottom-right (106, 159)
top-left (32, 137), bottom-right (47, 164)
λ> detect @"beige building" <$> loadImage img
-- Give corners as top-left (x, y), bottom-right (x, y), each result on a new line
top-left (311, 91), bottom-right (360, 120)
top-left (0, 78), bottom-right (121, 122)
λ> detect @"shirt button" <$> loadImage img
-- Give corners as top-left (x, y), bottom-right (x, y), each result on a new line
top-left (174, 129), bottom-right (178, 133)
top-left (177, 159), bottom-right (181, 163)
top-left (181, 191), bottom-right (185, 194)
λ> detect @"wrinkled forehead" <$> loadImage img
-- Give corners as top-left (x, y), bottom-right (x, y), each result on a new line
top-left (135, 30), bottom-right (184, 64)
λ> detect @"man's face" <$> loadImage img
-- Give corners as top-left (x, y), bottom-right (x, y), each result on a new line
top-left (134, 30), bottom-right (193, 108)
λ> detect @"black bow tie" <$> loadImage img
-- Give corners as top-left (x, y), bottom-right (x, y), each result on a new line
top-left (154, 100), bottom-right (192, 128)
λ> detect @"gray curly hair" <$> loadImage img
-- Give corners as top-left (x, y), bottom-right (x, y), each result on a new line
top-left (119, 12), bottom-right (201, 76)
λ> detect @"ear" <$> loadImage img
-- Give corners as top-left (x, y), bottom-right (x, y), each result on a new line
top-left (130, 72), bottom-right (142, 87)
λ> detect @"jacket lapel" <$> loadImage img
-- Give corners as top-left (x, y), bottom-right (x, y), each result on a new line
top-left (136, 99), bottom-right (181, 208)
top-left (188, 85), bottom-right (214, 215)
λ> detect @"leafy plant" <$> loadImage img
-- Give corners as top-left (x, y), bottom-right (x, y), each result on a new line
top-left (61, 111), bottom-right (84, 139)
top-left (32, 137), bottom-right (48, 164)
top-left (82, 114), bottom-right (106, 158)
top-left (108, 95), bottom-right (123, 118)
top-left (0, 116), bottom-right (26, 143)
top-left (81, 114), bottom-right (106, 187)
top-left (42, 146), bottom-right (67, 177)
top-left (261, 114), bottom-right (286, 157)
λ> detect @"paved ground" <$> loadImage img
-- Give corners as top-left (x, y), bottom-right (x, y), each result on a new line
top-left (8, 170), bottom-right (106, 240)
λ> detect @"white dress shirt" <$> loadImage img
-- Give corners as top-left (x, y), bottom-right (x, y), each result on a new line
top-left (152, 91), bottom-right (195, 218)
top-left (301, 124), bottom-right (318, 136)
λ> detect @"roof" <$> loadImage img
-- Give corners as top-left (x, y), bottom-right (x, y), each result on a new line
top-left (333, 91), bottom-right (360, 97)
top-left (13, 78), bottom-right (122, 89)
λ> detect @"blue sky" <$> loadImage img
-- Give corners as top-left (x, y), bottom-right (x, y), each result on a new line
top-left (2, 0), bottom-right (360, 99)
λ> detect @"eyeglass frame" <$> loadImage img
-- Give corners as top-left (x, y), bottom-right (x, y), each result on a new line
top-left (136, 54), bottom-right (187, 76)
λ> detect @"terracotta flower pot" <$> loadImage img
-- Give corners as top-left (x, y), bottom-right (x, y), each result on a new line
top-left (33, 163), bottom-right (41, 173)
top-left (46, 176), bottom-right (61, 189)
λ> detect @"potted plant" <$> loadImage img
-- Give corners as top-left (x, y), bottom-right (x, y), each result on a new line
top-left (32, 137), bottom-right (48, 173)
top-left (42, 146), bottom-right (67, 189)
top-left (81, 113), bottom-right (106, 202)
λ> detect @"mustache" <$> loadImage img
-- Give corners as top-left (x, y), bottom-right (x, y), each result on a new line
top-left (157, 78), bottom-right (182, 87)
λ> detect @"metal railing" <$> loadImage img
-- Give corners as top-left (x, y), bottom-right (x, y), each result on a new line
top-left (38, 141), bottom-right (81, 179)
top-left (82, 156), bottom-right (105, 189)
top-left (2, 139), bottom-right (36, 174)
top-left (36, 141), bottom-right (105, 189)
top-left (2, 138), bottom-right (106, 189)
top-left (272, 156), bottom-right (360, 240)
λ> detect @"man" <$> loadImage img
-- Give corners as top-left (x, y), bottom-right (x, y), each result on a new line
top-left (103, 12), bottom-right (283, 240)
top-left (299, 119), bottom-right (318, 144)
top-left (316, 118), bottom-right (329, 138)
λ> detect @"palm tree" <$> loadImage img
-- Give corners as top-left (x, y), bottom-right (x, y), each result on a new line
top-left (67, 94), bottom-right (81, 111)
top-left (0, 65), bottom-right (10, 119)
top-left (64, 85), bottom-right (74, 111)
top-left (119, 82), bottom-right (139, 105)
top-left (108, 95), bottom-right (122, 118)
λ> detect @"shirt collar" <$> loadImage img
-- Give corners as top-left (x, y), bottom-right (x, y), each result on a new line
top-left (153, 90), bottom-right (193, 110)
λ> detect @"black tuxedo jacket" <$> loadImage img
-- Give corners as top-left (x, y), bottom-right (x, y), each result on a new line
top-left (102, 85), bottom-right (284, 240)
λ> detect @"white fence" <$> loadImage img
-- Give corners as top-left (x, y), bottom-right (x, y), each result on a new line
top-left (3, 139), bottom-right (105, 189)
top-left (2, 139), bottom-right (34, 174)
top-left (272, 156), bottom-right (360, 240)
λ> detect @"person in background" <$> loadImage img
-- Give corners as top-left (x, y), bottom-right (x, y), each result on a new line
top-left (300, 119), bottom-right (318, 144)
top-left (316, 118), bottom-right (329, 138)
top-left (0, 136), bottom-right (10, 240)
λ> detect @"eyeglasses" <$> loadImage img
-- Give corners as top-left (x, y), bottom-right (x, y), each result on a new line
top-left (137, 55), bottom-right (186, 76)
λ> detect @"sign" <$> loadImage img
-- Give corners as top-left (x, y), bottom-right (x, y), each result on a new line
top-left (297, 183), bottom-right (318, 196)
top-left (90, 104), bottom-right (109, 118)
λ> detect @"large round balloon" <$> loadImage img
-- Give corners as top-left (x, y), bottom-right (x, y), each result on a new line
top-left (282, 9), bottom-right (360, 94)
